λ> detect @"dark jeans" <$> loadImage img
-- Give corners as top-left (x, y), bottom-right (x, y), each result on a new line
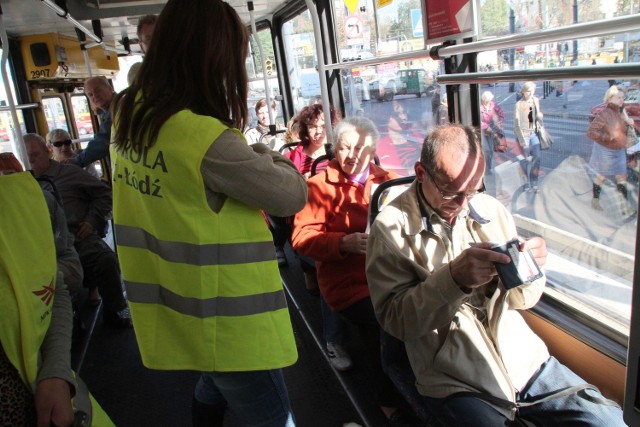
top-left (339, 298), bottom-right (400, 408)
top-left (320, 295), bottom-right (347, 345)
top-left (195, 369), bottom-right (295, 427)
top-left (75, 233), bottom-right (126, 313)
top-left (421, 357), bottom-right (624, 427)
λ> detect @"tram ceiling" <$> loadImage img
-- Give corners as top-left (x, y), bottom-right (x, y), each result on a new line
top-left (1, 0), bottom-right (282, 53)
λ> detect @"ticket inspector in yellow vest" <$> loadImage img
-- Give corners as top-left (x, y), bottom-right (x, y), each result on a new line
top-left (0, 171), bottom-right (113, 426)
top-left (111, 110), bottom-right (297, 372)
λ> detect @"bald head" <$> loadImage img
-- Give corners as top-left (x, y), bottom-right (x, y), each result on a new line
top-left (23, 133), bottom-right (51, 177)
top-left (84, 77), bottom-right (114, 111)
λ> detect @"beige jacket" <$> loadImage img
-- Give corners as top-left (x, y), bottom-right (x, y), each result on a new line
top-left (366, 182), bottom-right (549, 419)
top-left (514, 96), bottom-right (541, 146)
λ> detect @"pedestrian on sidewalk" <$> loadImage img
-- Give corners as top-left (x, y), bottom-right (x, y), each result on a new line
top-left (514, 82), bottom-right (544, 191)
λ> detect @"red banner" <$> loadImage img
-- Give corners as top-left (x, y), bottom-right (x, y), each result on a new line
top-left (426, 0), bottom-right (473, 42)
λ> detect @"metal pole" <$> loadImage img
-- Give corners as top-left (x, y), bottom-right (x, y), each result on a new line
top-left (304, 0), bottom-right (333, 145)
top-left (0, 8), bottom-right (28, 169)
top-left (248, 1), bottom-right (276, 131)
top-left (573, 0), bottom-right (578, 63)
top-left (509, 8), bottom-right (515, 92)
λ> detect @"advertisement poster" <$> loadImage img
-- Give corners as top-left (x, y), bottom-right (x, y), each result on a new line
top-left (425, 0), bottom-right (475, 44)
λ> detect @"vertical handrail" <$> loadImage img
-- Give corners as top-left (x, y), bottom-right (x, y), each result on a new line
top-left (248, 2), bottom-right (276, 130)
top-left (82, 49), bottom-right (93, 78)
top-left (0, 6), bottom-right (28, 169)
top-left (303, 0), bottom-right (334, 145)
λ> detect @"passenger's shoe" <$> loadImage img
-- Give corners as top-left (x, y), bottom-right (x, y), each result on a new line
top-left (327, 342), bottom-right (353, 371)
top-left (275, 247), bottom-right (288, 268)
top-left (104, 307), bottom-right (133, 328)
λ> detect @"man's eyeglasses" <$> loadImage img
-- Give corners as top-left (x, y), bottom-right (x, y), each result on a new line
top-left (51, 139), bottom-right (72, 148)
top-left (425, 168), bottom-right (484, 201)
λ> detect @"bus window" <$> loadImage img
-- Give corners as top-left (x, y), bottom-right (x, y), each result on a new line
top-left (0, 49), bottom-right (26, 157)
top-left (70, 95), bottom-right (94, 137)
top-left (478, 72), bottom-right (636, 340)
top-left (340, 57), bottom-right (442, 177)
top-left (335, 0), bottom-right (424, 61)
top-left (42, 96), bottom-right (69, 133)
top-left (246, 27), bottom-right (283, 130)
top-left (0, 109), bottom-right (25, 155)
top-left (282, 10), bottom-right (322, 113)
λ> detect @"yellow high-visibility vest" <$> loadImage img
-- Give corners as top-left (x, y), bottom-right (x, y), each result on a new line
top-left (111, 109), bottom-right (297, 371)
top-left (0, 172), bottom-right (57, 386)
top-left (0, 172), bottom-right (113, 426)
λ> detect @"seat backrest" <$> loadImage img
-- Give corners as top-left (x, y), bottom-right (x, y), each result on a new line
top-left (310, 151), bottom-right (381, 178)
top-left (279, 142), bottom-right (299, 154)
top-left (310, 143), bottom-right (334, 177)
top-left (369, 176), bottom-right (415, 226)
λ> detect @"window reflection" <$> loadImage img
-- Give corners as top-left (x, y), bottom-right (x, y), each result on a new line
top-left (480, 78), bottom-right (637, 335)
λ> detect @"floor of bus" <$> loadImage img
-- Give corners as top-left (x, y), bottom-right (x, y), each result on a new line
top-left (77, 243), bottom-right (395, 427)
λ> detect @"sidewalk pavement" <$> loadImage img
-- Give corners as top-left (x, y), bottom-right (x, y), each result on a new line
top-left (538, 80), bottom-right (609, 119)
top-left (492, 80), bottom-right (611, 121)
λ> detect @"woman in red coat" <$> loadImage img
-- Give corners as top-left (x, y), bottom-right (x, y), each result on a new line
top-left (292, 116), bottom-right (408, 423)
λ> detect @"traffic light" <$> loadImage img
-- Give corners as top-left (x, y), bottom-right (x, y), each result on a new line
top-left (265, 59), bottom-right (273, 75)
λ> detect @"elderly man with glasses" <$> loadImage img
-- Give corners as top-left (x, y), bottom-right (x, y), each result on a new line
top-left (366, 124), bottom-right (625, 426)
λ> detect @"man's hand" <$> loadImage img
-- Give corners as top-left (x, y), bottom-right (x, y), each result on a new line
top-left (518, 237), bottom-right (547, 268)
top-left (35, 378), bottom-right (74, 427)
top-left (450, 242), bottom-right (511, 291)
top-left (75, 221), bottom-right (94, 241)
top-left (339, 232), bottom-right (368, 255)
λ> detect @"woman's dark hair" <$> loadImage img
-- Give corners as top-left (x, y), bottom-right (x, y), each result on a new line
top-left (297, 104), bottom-right (340, 147)
top-left (112, 0), bottom-right (249, 152)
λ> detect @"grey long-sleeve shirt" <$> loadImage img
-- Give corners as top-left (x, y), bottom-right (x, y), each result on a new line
top-left (201, 129), bottom-right (307, 217)
top-left (40, 160), bottom-right (112, 234)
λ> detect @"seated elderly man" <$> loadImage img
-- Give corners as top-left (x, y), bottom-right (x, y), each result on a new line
top-left (24, 133), bottom-right (132, 328)
top-left (366, 124), bottom-right (625, 426)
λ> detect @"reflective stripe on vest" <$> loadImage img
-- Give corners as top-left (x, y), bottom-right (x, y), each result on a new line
top-left (111, 109), bottom-right (297, 372)
top-left (124, 280), bottom-right (287, 317)
top-left (114, 224), bottom-right (276, 265)
top-left (0, 172), bottom-right (56, 385)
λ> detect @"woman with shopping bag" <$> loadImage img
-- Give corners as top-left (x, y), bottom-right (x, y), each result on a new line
top-left (587, 85), bottom-right (637, 215)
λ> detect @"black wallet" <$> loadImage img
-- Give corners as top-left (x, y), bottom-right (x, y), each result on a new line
top-left (490, 239), bottom-right (543, 289)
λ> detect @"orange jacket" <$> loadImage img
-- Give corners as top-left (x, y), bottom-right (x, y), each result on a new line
top-left (292, 159), bottom-right (399, 311)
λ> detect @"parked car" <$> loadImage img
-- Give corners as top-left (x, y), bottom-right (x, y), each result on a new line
top-left (396, 69), bottom-right (426, 98)
top-left (76, 117), bottom-right (94, 135)
top-left (369, 73), bottom-right (397, 102)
